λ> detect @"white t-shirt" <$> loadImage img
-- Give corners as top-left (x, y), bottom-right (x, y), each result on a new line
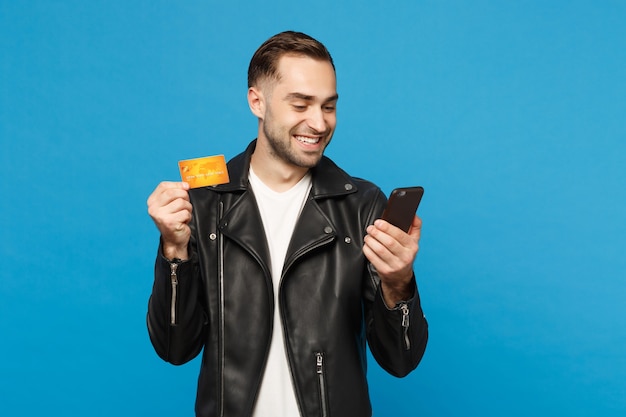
top-left (249, 167), bottom-right (312, 417)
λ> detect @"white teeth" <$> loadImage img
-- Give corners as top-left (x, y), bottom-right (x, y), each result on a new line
top-left (295, 135), bottom-right (320, 144)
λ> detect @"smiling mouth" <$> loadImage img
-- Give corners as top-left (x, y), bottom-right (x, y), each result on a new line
top-left (294, 135), bottom-right (321, 145)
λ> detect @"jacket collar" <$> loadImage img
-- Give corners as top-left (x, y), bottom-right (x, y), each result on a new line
top-left (214, 140), bottom-right (358, 199)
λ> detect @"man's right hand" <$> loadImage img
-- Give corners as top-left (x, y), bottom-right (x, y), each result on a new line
top-left (147, 181), bottom-right (193, 260)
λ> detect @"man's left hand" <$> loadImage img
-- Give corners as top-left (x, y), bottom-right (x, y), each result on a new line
top-left (363, 215), bottom-right (422, 307)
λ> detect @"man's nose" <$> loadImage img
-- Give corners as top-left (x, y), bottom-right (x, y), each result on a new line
top-left (306, 107), bottom-right (327, 133)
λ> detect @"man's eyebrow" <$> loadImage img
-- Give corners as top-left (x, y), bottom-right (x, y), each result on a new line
top-left (285, 92), bottom-right (339, 102)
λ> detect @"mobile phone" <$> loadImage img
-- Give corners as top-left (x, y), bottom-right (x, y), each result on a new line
top-left (381, 186), bottom-right (424, 232)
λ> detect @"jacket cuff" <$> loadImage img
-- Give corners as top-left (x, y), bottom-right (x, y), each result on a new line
top-left (377, 274), bottom-right (418, 311)
top-left (156, 240), bottom-right (192, 266)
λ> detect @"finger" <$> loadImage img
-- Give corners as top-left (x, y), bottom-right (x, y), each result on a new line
top-left (363, 228), bottom-right (390, 257)
top-left (366, 222), bottom-right (418, 267)
top-left (148, 195), bottom-right (187, 219)
top-left (407, 215), bottom-right (422, 240)
top-left (363, 235), bottom-right (398, 274)
top-left (373, 218), bottom-right (417, 246)
top-left (162, 196), bottom-right (193, 215)
top-left (366, 224), bottom-right (399, 256)
top-left (149, 199), bottom-right (193, 227)
top-left (363, 238), bottom-right (408, 279)
top-left (155, 208), bottom-right (193, 244)
top-left (148, 192), bottom-right (193, 232)
top-left (148, 188), bottom-right (190, 213)
top-left (362, 239), bottom-right (384, 267)
top-left (157, 181), bottom-right (190, 190)
top-left (147, 181), bottom-right (190, 206)
top-left (368, 221), bottom-right (415, 258)
top-left (165, 209), bottom-right (193, 230)
top-left (364, 229), bottom-right (405, 272)
top-left (151, 181), bottom-right (187, 198)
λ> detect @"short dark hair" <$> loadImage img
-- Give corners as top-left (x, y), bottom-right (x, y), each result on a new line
top-left (247, 31), bottom-right (335, 88)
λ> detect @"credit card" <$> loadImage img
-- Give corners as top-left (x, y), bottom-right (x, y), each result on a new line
top-left (178, 154), bottom-right (230, 188)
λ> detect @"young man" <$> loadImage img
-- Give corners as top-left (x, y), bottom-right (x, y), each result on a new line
top-left (147, 31), bottom-right (428, 417)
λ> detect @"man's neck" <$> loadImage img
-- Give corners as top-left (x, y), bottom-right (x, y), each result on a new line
top-left (249, 149), bottom-right (310, 193)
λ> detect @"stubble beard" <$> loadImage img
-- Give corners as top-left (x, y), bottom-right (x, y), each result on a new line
top-left (262, 119), bottom-right (331, 169)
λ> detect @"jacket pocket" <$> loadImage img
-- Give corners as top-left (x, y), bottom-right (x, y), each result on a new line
top-left (315, 352), bottom-right (330, 417)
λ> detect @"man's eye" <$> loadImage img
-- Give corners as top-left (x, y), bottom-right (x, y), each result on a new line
top-left (323, 105), bottom-right (336, 112)
top-left (293, 105), bottom-right (306, 111)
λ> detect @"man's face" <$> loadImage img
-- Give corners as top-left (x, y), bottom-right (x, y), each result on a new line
top-left (256, 55), bottom-right (338, 169)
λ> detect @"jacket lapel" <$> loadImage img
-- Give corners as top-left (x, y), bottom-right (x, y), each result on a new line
top-left (218, 190), bottom-right (272, 279)
top-left (283, 198), bottom-right (336, 276)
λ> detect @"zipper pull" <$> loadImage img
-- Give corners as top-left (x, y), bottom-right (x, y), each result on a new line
top-left (316, 352), bottom-right (324, 374)
top-left (170, 261), bottom-right (179, 325)
top-left (315, 352), bottom-right (329, 417)
top-left (400, 302), bottom-right (410, 350)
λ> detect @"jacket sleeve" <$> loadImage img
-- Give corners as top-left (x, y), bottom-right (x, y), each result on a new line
top-left (146, 238), bottom-right (207, 365)
top-left (363, 190), bottom-right (428, 377)
top-left (366, 278), bottom-right (428, 377)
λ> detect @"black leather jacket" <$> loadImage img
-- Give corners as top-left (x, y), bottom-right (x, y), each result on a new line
top-left (147, 141), bottom-right (428, 417)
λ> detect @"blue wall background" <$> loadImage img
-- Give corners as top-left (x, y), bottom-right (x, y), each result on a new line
top-left (1, 1), bottom-right (625, 415)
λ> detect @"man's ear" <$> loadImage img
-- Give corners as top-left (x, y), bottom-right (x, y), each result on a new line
top-left (248, 87), bottom-right (265, 119)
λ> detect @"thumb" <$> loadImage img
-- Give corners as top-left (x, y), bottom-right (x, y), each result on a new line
top-left (408, 215), bottom-right (422, 239)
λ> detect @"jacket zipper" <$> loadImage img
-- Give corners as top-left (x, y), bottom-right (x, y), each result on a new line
top-left (399, 302), bottom-right (410, 350)
top-left (218, 201), bottom-right (226, 417)
top-left (169, 261), bottom-right (179, 325)
top-left (279, 235), bottom-right (334, 416)
top-left (315, 352), bottom-right (329, 417)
